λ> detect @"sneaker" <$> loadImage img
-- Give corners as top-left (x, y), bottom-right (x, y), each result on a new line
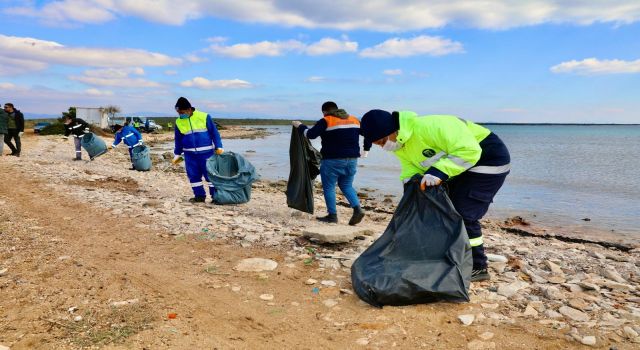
top-left (349, 206), bottom-right (365, 226)
top-left (471, 268), bottom-right (490, 282)
top-left (316, 214), bottom-right (338, 224)
top-left (188, 197), bottom-right (206, 203)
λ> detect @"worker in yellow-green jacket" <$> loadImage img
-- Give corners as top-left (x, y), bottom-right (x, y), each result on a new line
top-left (360, 110), bottom-right (511, 282)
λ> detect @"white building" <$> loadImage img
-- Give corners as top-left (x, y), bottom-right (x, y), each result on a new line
top-left (75, 107), bottom-right (109, 128)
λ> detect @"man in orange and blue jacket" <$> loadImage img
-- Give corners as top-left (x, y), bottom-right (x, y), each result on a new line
top-left (292, 101), bottom-right (369, 225)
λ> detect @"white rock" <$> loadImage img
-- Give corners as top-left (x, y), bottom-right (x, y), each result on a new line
top-left (523, 305), bottom-right (539, 317)
top-left (73, 315), bottom-right (83, 322)
top-left (478, 332), bottom-right (494, 341)
top-left (542, 286), bottom-right (564, 300)
top-left (234, 258), bottom-right (278, 272)
top-left (559, 306), bottom-right (590, 322)
top-left (321, 280), bottom-right (337, 287)
top-left (486, 254), bottom-right (508, 263)
top-left (545, 310), bottom-right (563, 319)
top-left (481, 303), bottom-right (499, 310)
top-left (623, 326), bottom-right (639, 339)
top-left (323, 299), bottom-right (338, 308)
top-left (231, 286), bottom-right (241, 292)
top-left (356, 338), bottom-right (369, 346)
top-left (0, 344), bottom-right (10, 350)
top-left (68, 306), bottom-right (78, 313)
top-left (259, 294), bottom-right (274, 301)
top-left (578, 281), bottom-right (600, 292)
top-left (545, 260), bottom-right (564, 275)
top-left (467, 340), bottom-right (496, 350)
top-left (581, 336), bottom-right (596, 346)
top-left (589, 252), bottom-right (606, 260)
top-left (305, 278), bottom-right (317, 285)
top-left (601, 267), bottom-right (627, 283)
top-left (303, 226), bottom-right (373, 244)
top-left (110, 298), bottom-right (139, 307)
top-left (0, 268), bottom-right (7, 277)
top-left (497, 280), bottom-right (529, 298)
top-left (458, 314), bottom-right (475, 326)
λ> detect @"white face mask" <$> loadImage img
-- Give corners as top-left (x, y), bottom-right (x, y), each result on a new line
top-left (382, 139), bottom-right (402, 152)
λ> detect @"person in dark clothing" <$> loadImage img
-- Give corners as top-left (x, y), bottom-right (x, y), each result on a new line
top-left (0, 106), bottom-right (8, 156)
top-left (4, 103), bottom-right (25, 157)
top-left (62, 115), bottom-right (91, 160)
top-left (292, 101), bottom-right (369, 225)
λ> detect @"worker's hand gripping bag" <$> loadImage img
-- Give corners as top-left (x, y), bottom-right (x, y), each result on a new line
top-left (206, 152), bottom-right (259, 204)
top-left (286, 126), bottom-right (321, 214)
top-left (351, 176), bottom-right (472, 307)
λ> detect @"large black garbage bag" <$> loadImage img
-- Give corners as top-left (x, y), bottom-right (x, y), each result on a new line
top-left (351, 177), bottom-right (472, 307)
top-left (286, 126), bottom-right (322, 213)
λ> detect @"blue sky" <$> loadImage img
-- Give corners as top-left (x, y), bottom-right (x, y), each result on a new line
top-left (0, 0), bottom-right (639, 123)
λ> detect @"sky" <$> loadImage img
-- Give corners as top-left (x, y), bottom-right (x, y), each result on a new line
top-left (0, 0), bottom-right (639, 123)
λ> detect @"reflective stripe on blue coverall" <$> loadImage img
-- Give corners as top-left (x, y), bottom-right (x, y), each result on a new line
top-left (185, 151), bottom-right (215, 197)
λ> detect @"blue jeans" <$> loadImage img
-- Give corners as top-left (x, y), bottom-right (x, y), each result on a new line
top-left (320, 158), bottom-right (360, 215)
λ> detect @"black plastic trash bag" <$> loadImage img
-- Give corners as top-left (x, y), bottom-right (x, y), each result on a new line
top-left (286, 126), bottom-right (321, 214)
top-left (206, 152), bottom-right (259, 205)
top-left (351, 176), bottom-right (472, 307)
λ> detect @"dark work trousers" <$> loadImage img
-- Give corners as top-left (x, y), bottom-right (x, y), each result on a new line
top-left (4, 129), bottom-right (21, 155)
top-left (74, 137), bottom-right (82, 159)
top-left (447, 171), bottom-right (508, 269)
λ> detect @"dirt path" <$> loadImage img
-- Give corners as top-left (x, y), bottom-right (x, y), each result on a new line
top-left (0, 134), bottom-right (628, 349)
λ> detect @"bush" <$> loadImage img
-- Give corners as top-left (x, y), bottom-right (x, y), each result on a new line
top-left (39, 123), bottom-right (66, 135)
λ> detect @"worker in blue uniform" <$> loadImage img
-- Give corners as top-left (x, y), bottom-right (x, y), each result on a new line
top-left (172, 97), bottom-right (224, 203)
top-left (110, 123), bottom-right (144, 170)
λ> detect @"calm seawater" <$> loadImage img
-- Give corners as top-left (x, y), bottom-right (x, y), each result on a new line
top-left (162, 125), bottom-right (640, 237)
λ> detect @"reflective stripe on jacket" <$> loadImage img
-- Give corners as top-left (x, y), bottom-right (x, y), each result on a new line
top-left (113, 125), bottom-right (143, 148)
top-left (174, 110), bottom-right (223, 155)
top-left (299, 111), bottom-right (362, 159)
top-left (393, 111), bottom-right (493, 181)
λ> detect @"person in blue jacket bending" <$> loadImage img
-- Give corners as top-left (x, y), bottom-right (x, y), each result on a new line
top-left (110, 123), bottom-right (143, 170)
top-left (172, 97), bottom-right (224, 203)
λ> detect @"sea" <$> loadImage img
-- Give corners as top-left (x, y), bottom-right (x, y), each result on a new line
top-left (161, 124), bottom-right (640, 241)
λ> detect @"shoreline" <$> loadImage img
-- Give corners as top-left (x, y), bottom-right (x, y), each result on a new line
top-left (0, 130), bottom-right (638, 348)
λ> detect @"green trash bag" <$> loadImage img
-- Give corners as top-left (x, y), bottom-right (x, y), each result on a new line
top-left (206, 152), bottom-right (260, 205)
top-left (132, 144), bottom-right (151, 171)
top-left (80, 133), bottom-right (108, 160)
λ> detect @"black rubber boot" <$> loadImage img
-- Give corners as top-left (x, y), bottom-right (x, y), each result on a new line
top-left (189, 197), bottom-right (206, 203)
top-left (316, 213), bottom-right (338, 224)
top-left (471, 268), bottom-right (490, 282)
top-left (349, 206), bottom-right (365, 226)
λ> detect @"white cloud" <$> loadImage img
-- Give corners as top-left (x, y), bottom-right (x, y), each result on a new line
top-left (0, 34), bottom-right (181, 71)
top-left (210, 37), bottom-right (358, 58)
top-left (550, 58), bottom-right (640, 75)
top-left (70, 67), bottom-right (162, 87)
top-left (164, 70), bottom-right (178, 76)
top-left (305, 38), bottom-right (358, 56)
top-left (0, 82), bottom-right (18, 90)
top-left (5, 0), bottom-right (115, 26)
top-left (185, 54), bottom-right (208, 63)
top-left (210, 40), bottom-right (305, 58)
top-left (383, 69), bottom-right (403, 76)
top-left (85, 88), bottom-right (114, 96)
top-left (0, 56), bottom-right (48, 76)
top-left (7, 1), bottom-right (640, 31)
top-left (305, 76), bottom-right (327, 83)
top-left (360, 36), bottom-right (464, 58)
top-left (180, 77), bottom-right (254, 89)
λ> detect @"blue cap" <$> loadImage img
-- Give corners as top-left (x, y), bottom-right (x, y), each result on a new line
top-left (360, 109), bottom-right (399, 145)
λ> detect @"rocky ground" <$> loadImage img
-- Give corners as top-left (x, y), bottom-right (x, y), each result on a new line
top-left (0, 131), bottom-right (638, 349)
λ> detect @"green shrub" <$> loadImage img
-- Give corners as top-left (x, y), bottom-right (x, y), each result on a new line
top-left (39, 123), bottom-right (66, 135)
